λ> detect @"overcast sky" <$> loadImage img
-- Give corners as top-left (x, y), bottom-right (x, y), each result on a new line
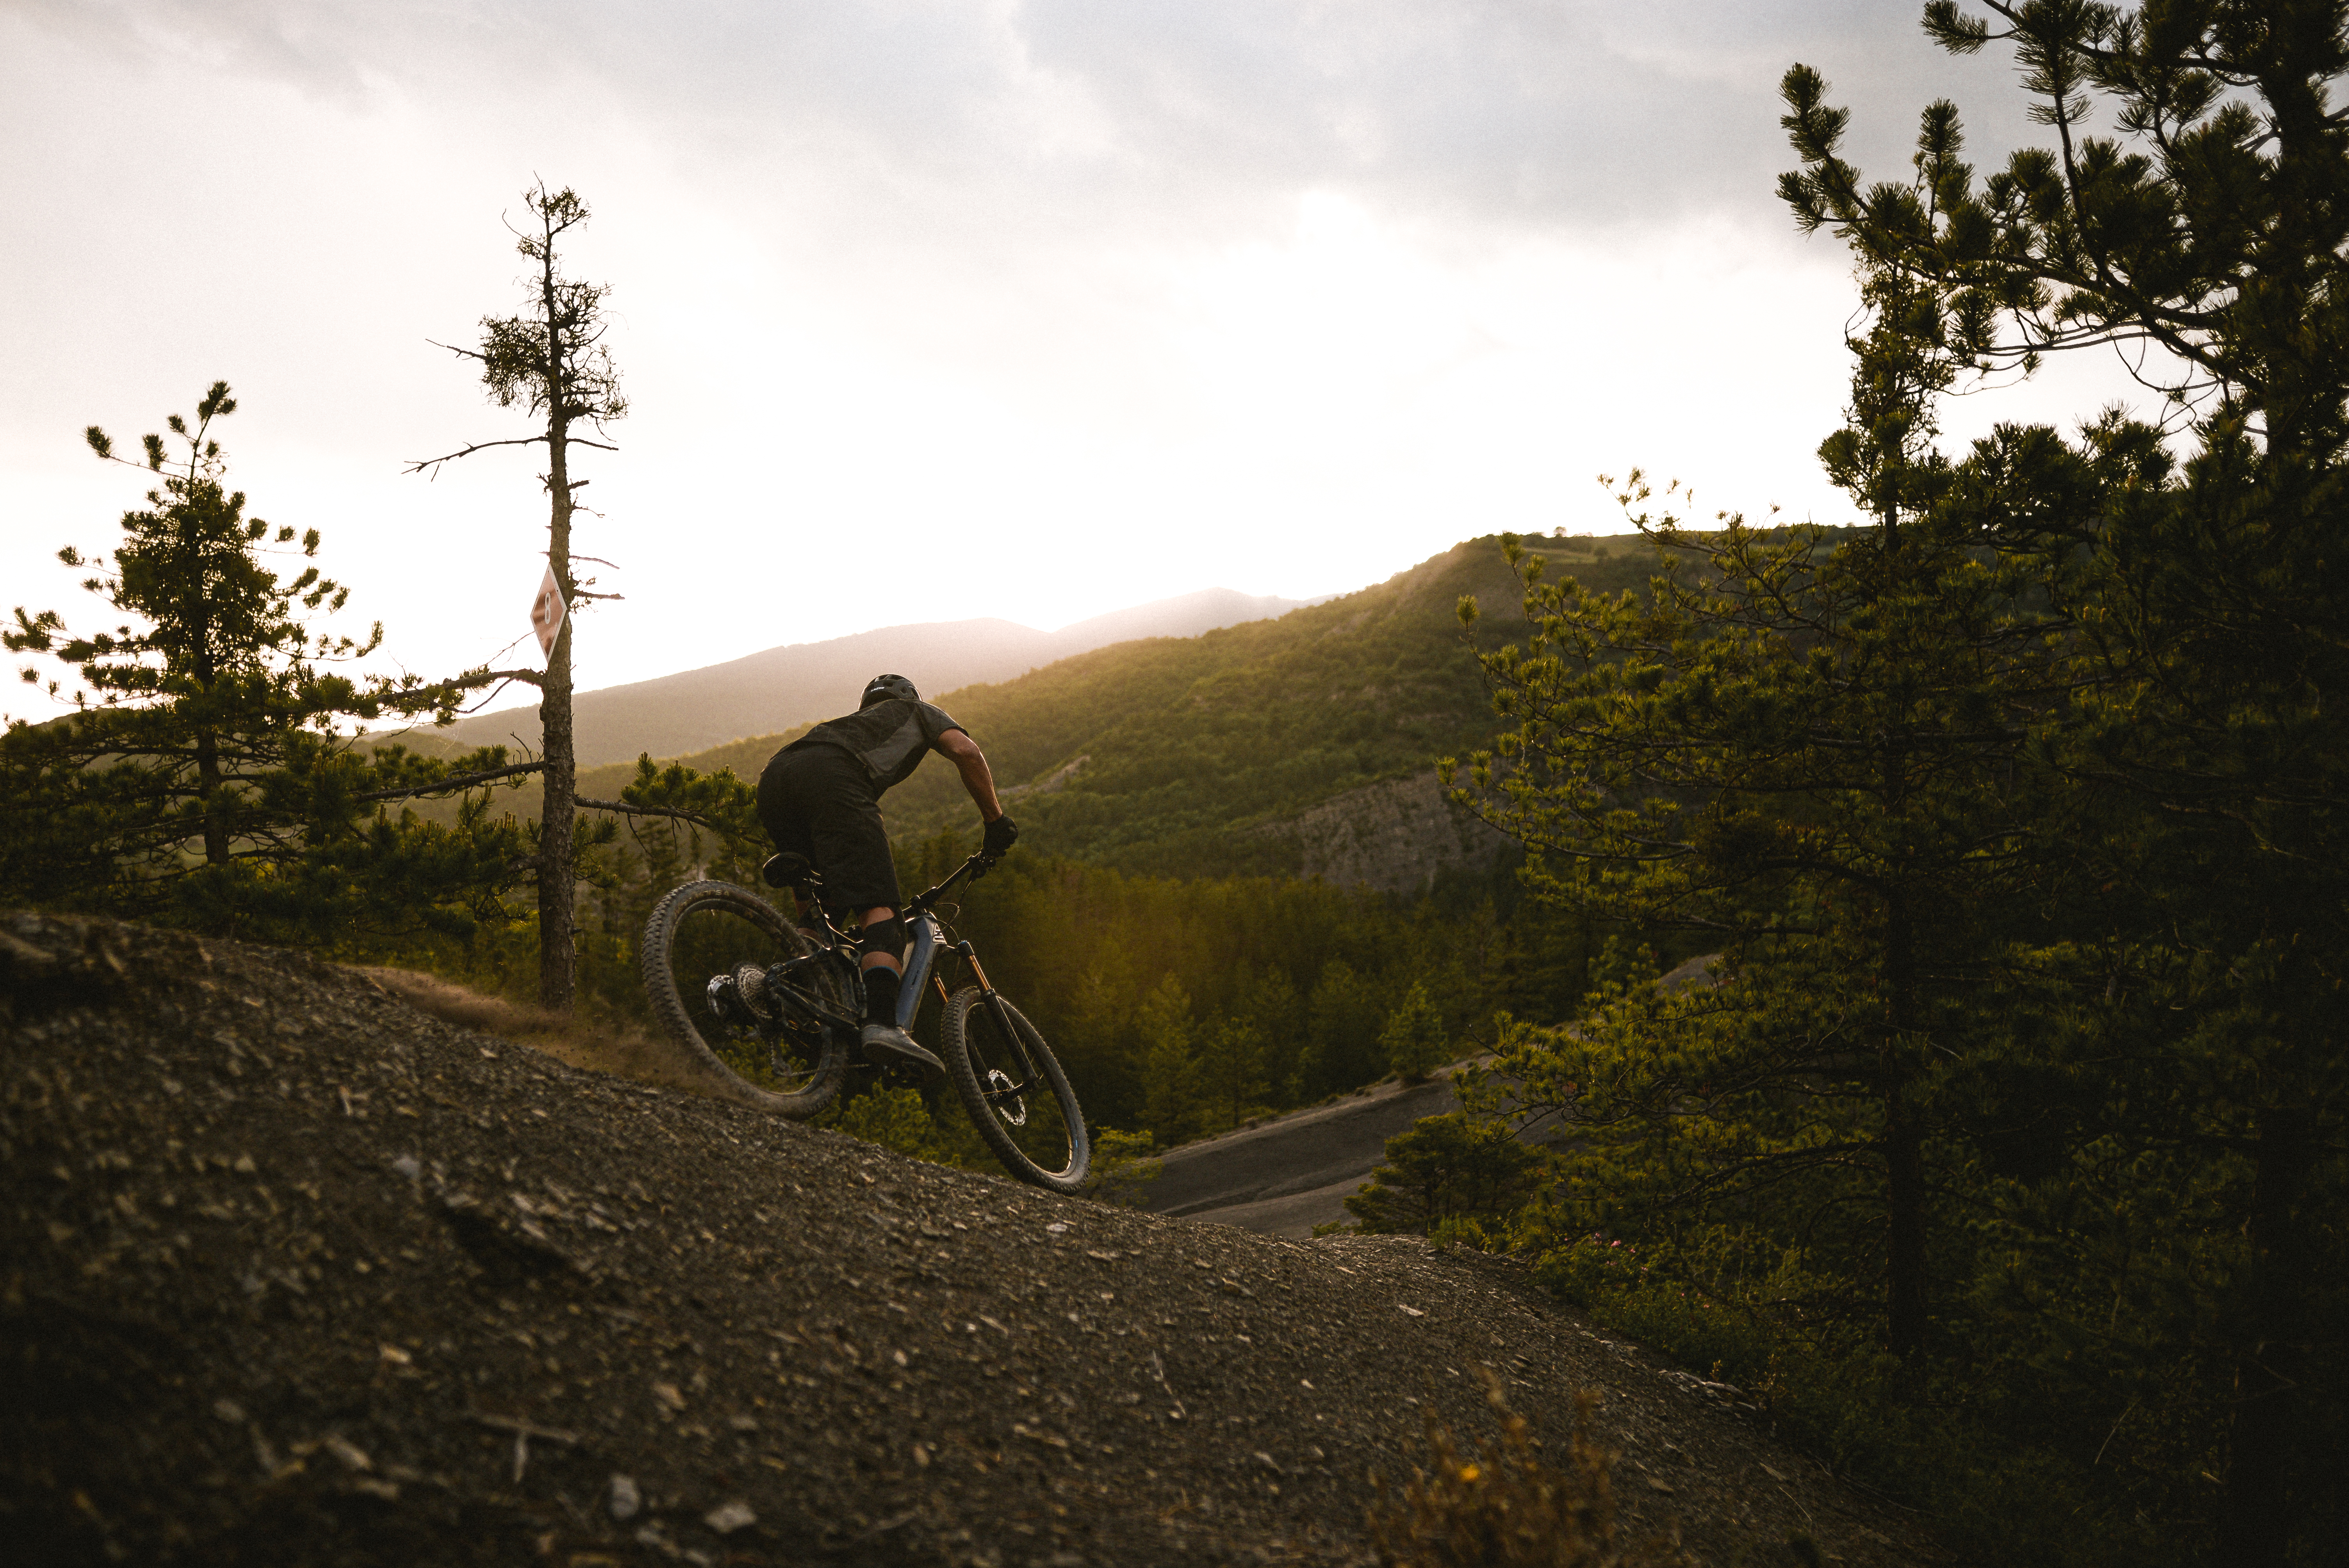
top-left (2, 1), bottom-right (2147, 718)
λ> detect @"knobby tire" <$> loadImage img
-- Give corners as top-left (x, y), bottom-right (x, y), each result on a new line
top-left (641, 879), bottom-right (848, 1119)
top-left (941, 986), bottom-right (1089, 1193)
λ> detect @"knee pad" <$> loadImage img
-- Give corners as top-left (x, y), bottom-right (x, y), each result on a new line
top-left (858, 916), bottom-right (907, 964)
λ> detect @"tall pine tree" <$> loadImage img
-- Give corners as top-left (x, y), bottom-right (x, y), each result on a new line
top-left (1780, 8), bottom-right (2349, 1555)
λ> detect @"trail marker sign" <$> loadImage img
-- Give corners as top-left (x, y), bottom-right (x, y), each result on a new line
top-left (530, 565), bottom-right (567, 659)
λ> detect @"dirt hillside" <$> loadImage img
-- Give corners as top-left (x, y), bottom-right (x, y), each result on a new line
top-left (1, 911), bottom-right (1936, 1566)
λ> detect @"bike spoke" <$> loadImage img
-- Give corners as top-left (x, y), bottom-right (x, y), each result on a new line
top-left (955, 992), bottom-right (1080, 1181)
top-left (663, 900), bottom-right (829, 1098)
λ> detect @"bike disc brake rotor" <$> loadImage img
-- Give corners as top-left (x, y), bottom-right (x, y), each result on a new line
top-left (985, 1067), bottom-right (1027, 1126)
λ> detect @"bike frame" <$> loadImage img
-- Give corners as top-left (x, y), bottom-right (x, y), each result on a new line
top-left (889, 857), bottom-right (1042, 1098)
top-left (895, 907), bottom-right (948, 1030)
top-left (797, 853), bottom-right (1030, 1070)
top-left (747, 850), bottom-right (1064, 1145)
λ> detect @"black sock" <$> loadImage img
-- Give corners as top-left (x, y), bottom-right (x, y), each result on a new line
top-left (863, 966), bottom-right (900, 1028)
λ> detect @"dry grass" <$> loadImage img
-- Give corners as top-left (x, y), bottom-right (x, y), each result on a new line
top-left (351, 966), bottom-right (706, 1093)
top-left (1370, 1371), bottom-right (1694, 1568)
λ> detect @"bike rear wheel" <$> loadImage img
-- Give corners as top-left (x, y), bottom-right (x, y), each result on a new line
top-left (641, 879), bottom-right (849, 1118)
top-left (941, 987), bottom-right (1089, 1192)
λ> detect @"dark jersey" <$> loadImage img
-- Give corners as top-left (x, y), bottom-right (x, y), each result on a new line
top-left (783, 697), bottom-right (967, 794)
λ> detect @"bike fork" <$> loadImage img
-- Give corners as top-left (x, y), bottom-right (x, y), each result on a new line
top-left (954, 940), bottom-right (1037, 1084)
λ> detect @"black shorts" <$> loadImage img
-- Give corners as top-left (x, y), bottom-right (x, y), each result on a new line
top-left (755, 743), bottom-right (902, 912)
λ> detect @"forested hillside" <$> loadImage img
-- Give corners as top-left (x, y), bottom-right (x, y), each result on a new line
top-left (524, 534), bottom-right (1660, 879)
top-left (356, 534), bottom-right (1670, 1146)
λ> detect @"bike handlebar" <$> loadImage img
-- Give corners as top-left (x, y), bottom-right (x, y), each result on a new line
top-left (905, 852), bottom-right (1000, 916)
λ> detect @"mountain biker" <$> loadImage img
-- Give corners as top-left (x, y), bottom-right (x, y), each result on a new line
top-left (755, 674), bottom-right (1018, 1074)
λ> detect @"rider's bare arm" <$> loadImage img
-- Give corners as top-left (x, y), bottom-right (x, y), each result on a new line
top-left (937, 729), bottom-right (1005, 821)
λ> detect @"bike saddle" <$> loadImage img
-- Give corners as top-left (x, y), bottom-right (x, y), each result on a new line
top-left (761, 853), bottom-right (818, 891)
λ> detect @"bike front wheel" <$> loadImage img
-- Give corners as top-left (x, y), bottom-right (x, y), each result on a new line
top-left (641, 879), bottom-right (849, 1119)
top-left (941, 987), bottom-right (1090, 1193)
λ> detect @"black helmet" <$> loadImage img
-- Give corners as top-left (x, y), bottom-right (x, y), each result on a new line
top-left (861, 673), bottom-right (918, 708)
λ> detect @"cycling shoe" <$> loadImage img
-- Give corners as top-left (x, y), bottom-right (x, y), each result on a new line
top-left (860, 1023), bottom-right (944, 1075)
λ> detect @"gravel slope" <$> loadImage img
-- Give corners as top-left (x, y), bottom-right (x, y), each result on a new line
top-left (1, 911), bottom-right (1936, 1566)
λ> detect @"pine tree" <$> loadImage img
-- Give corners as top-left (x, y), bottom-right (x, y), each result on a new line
top-left (1194, 1014), bottom-right (1269, 1132)
top-left (3, 384), bottom-right (529, 934)
top-left (1379, 981), bottom-right (1451, 1083)
top-left (1451, 242), bottom-right (2091, 1363)
top-left (1343, 1113), bottom-right (1542, 1237)
top-left (414, 183), bottom-right (628, 1010)
top-left (1780, 10), bottom-right (2349, 1554)
top-left (1236, 964), bottom-right (1306, 1099)
top-left (1137, 974), bottom-right (1198, 1145)
top-left (1304, 959), bottom-right (1384, 1097)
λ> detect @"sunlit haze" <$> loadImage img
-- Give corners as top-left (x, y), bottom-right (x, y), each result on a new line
top-left (3, 2), bottom-right (2157, 721)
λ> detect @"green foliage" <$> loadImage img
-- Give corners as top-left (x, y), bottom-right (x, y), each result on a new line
top-left (886, 831), bottom-right (1601, 1146)
top-left (1306, 959), bottom-right (1387, 1099)
top-left (472, 186), bottom-right (627, 428)
top-left (1194, 1013), bottom-right (1269, 1134)
top-left (819, 1083), bottom-right (962, 1166)
top-left (1344, 1113), bottom-right (1543, 1237)
top-left (1453, 458), bottom-right (2082, 1364)
top-left (1137, 974), bottom-right (1199, 1143)
top-left (537, 537), bottom-right (1657, 880)
top-left (1527, 1231), bottom-right (2151, 1568)
top-left (1368, 1373), bottom-right (1691, 1568)
top-left (2, 386), bottom-right (535, 939)
top-left (1379, 981), bottom-right (1452, 1083)
top-left (1433, 9), bottom-right (2349, 1563)
top-left (1082, 1127), bottom-right (1164, 1208)
top-left (1766, 11), bottom-right (2349, 1561)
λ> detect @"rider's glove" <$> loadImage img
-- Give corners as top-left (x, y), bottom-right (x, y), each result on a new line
top-left (982, 814), bottom-right (1020, 857)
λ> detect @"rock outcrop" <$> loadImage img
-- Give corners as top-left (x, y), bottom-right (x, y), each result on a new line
top-left (1261, 771), bottom-right (1514, 896)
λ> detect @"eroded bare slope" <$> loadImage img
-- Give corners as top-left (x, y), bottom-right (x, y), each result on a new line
top-left (0, 912), bottom-right (1931, 1566)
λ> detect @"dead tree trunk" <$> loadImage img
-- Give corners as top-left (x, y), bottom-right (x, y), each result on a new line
top-left (536, 257), bottom-right (579, 1012)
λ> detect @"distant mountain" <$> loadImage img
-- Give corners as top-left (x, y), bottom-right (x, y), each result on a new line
top-left (385, 535), bottom-right (1665, 889)
top-left (554, 533), bottom-right (1661, 887)
top-left (413, 587), bottom-right (1314, 766)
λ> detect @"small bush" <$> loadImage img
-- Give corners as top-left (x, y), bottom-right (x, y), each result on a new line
top-left (1428, 1215), bottom-right (1505, 1252)
top-left (1084, 1127), bottom-right (1165, 1208)
top-left (1369, 1371), bottom-right (1691, 1567)
top-left (1527, 1234), bottom-right (2141, 1566)
top-left (826, 1083), bottom-right (957, 1163)
top-left (1346, 1113), bottom-right (1543, 1235)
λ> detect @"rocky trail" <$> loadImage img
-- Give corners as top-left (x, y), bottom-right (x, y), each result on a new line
top-left (1, 911), bottom-right (1935, 1566)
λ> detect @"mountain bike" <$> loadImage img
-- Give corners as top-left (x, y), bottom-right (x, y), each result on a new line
top-left (639, 851), bottom-right (1091, 1194)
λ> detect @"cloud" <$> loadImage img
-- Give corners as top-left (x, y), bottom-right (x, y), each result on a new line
top-left (30, 0), bottom-right (1960, 233)
top-left (2, 1), bottom-right (2129, 716)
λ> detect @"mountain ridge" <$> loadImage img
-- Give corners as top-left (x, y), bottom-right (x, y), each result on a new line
top-left (394, 535), bottom-right (1658, 889)
top-left (424, 586), bottom-right (1320, 766)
